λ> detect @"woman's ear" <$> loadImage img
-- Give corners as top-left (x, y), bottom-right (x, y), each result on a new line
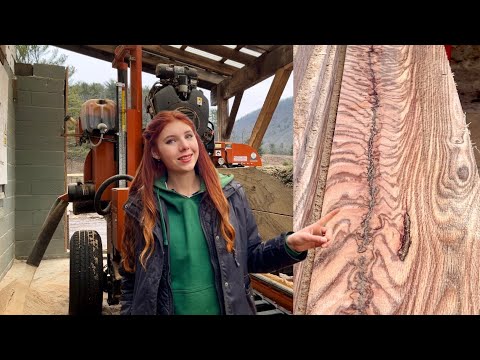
top-left (151, 151), bottom-right (160, 160)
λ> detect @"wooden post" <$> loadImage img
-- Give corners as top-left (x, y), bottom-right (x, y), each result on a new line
top-left (248, 64), bottom-right (292, 150)
top-left (216, 87), bottom-right (229, 141)
top-left (224, 92), bottom-right (243, 140)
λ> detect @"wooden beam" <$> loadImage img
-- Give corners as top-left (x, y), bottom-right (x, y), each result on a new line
top-left (244, 45), bottom-right (275, 54)
top-left (224, 91), bottom-right (243, 140)
top-left (300, 45), bottom-right (480, 315)
top-left (57, 45), bottom-right (224, 90)
top-left (218, 45), bottom-right (293, 100)
top-left (216, 88), bottom-right (229, 141)
top-left (210, 85), bottom-right (218, 106)
top-left (57, 45), bottom-right (116, 63)
top-left (291, 45), bottom-right (347, 315)
top-left (142, 45), bottom-right (237, 76)
top-left (247, 65), bottom-right (292, 150)
top-left (188, 45), bottom-right (257, 65)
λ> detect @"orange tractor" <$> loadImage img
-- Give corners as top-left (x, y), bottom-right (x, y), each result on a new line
top-left (26, 45), bottom-right (261, 314)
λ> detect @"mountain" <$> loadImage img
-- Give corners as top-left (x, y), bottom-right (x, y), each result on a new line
top-left (230, 97), bottom-right (293, 154)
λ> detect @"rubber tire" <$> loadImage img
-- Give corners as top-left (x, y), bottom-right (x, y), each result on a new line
top-left (69, 230), bottom-right (103, 315)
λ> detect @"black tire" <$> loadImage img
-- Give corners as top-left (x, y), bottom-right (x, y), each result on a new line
top-left (69, 230), bottom-right (103, 315)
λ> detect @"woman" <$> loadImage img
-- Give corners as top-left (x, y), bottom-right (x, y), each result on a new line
top-left (120, 110), bottom-right (339, 315)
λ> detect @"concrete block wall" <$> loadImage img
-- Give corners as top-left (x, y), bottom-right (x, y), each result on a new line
top-left (0, 47), bottom-right (16, 280)
top-left (14, 63), bottom-right (67, 259)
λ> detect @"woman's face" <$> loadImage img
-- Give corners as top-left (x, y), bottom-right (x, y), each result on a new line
top-left (154, 120), bottom-right (199, 175)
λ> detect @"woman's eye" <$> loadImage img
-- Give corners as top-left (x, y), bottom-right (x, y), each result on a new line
top-left (166, 139), bottom-right (175, 144)
top-left (186, 133), bottom-right (193, 139)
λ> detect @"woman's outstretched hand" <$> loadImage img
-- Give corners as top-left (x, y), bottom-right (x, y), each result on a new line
top-left (286, 208), bottom-right (340, 252)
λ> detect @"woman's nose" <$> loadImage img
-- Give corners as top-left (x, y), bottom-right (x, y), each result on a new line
top-left (179, 139), bottom-right (189, 151)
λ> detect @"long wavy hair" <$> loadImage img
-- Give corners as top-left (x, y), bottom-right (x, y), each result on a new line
top-left (121, 110), bottom-right (235, 272)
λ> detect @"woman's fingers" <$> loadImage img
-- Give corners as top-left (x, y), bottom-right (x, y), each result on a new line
top-left (319, 208), bottom-right (340, 226)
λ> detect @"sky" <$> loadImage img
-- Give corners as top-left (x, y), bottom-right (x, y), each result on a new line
top-left (54, 46), bottom-right (293, 119)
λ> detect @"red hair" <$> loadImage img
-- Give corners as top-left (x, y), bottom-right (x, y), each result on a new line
top-left (121, 110), bottom-right (235, 272)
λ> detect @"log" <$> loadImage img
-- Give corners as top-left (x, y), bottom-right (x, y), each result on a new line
top-left (295, 45), bottom-right (480, 314)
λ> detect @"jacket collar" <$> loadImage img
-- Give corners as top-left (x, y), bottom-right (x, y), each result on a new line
top-left (124, 181), bottom-right (240, 220)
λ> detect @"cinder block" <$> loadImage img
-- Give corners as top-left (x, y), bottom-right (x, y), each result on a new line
top-left (16, 76), bottom-right (64, 93)
top-left (16, 135), bottom-right (64, 151)
top-left (32, 180), bottom-right (65, 195)
top-left (15, 210), bottom-right (33, 226)
top-left (15, 181), bottom-right (31, 195)
top-left (16, 121), bottom-right (64, 141)
top-left (14, 240), bottom-right (34, 258)
top-left (16, 166), bottom-right (64, 181)
top-left (0, 228), bottom-right (14, 255)
top-left (44, 239), bottom-right (68, 257)
top-left (16, 225), bottom-right (35, 241)
top-left (33, 210), bottom-right (58, 225)
top-left (5, 182), bottom-right (15, 197)
top-left (15, 194), bottom-right (63, 211)
top-left (17, 90), bottom-right (32, 105)
top-left (16, 150), bottom-right (64, 166)
top-left (31, 92), bottom-right (64, 108)
top-left (0, 211), bottom-right (14, 232)
top-left (16, 106), bottom-right (64, 122)
top-left (7, 163), bottom-right (14, 181)
top-left (33, 64), bottom-right (66, 80)
top-left (14, 63), bottom-right (33, 76)
top-left (0, 245), bottom-right (14, 279)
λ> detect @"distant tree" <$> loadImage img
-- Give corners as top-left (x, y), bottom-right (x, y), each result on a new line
top-left (269, 143), bottom-right (276, 154)
top-left (16, 45), bottom-right (76, 80)
top-left (258, 141), bottom-right (265, 156)
top-left (209, 108), bottom-right (218, 139)
top-left (103, 79), bottom-right (117, 101)
top-left (279, 142), bottom-right (284, 154)
top-left (289, 144), bottom-right (293, 156)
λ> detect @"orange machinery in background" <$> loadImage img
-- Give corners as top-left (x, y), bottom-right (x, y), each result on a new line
top-left (68, 45), bottom-right (261, 313)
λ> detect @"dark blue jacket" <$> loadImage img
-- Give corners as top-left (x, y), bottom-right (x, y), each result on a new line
top-left (120, 180), bottom-right (306, 315)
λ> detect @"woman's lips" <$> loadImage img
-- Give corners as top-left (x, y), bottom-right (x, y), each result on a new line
top-left (178, 154), bottom-right (193, 163)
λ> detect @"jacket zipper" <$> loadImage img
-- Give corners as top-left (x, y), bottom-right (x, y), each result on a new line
top-left (232, 248), bottom-right (240, 267)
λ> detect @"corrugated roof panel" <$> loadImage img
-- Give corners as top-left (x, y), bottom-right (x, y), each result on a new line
top-left (185, 47), bottom-right (222, 61)
top-left (224, 59), bottom-right (244, 68)
top-left (239, 47), bottom-right (262, 57)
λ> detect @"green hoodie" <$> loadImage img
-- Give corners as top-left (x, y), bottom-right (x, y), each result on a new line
top-left (154, 172), bottom-right (234, 315)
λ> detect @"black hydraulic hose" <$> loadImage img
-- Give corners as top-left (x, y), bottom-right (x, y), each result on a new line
top-left (27, 193), bottom-right (70, 267)
top-left (94, 174), bottom-right (134, 216)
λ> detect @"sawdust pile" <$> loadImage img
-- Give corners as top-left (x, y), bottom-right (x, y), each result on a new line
top-left (259, 165), bottom-right (293, 187)
top-left (0, 259), bottom-right (69, 315)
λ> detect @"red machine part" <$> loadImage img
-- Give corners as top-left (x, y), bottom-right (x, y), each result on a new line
top-left (212, 142), bottom-right (262, 167)
top-left (111, 188), bottom-right (129, 252)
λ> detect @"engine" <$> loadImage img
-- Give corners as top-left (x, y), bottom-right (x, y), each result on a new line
top-left (145, 64), bottom-right (214, 152)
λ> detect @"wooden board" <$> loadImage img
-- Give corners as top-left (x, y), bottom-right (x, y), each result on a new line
top-left (297, 45), bottom-right (480, 314)
top-left (292, 45), bottom-right (347, 313)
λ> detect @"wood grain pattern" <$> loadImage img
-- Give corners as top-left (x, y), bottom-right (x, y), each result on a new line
top-left (292, 45), bottom-right (347, 313)
top-left (298, 45), bottom-right (480, 314)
